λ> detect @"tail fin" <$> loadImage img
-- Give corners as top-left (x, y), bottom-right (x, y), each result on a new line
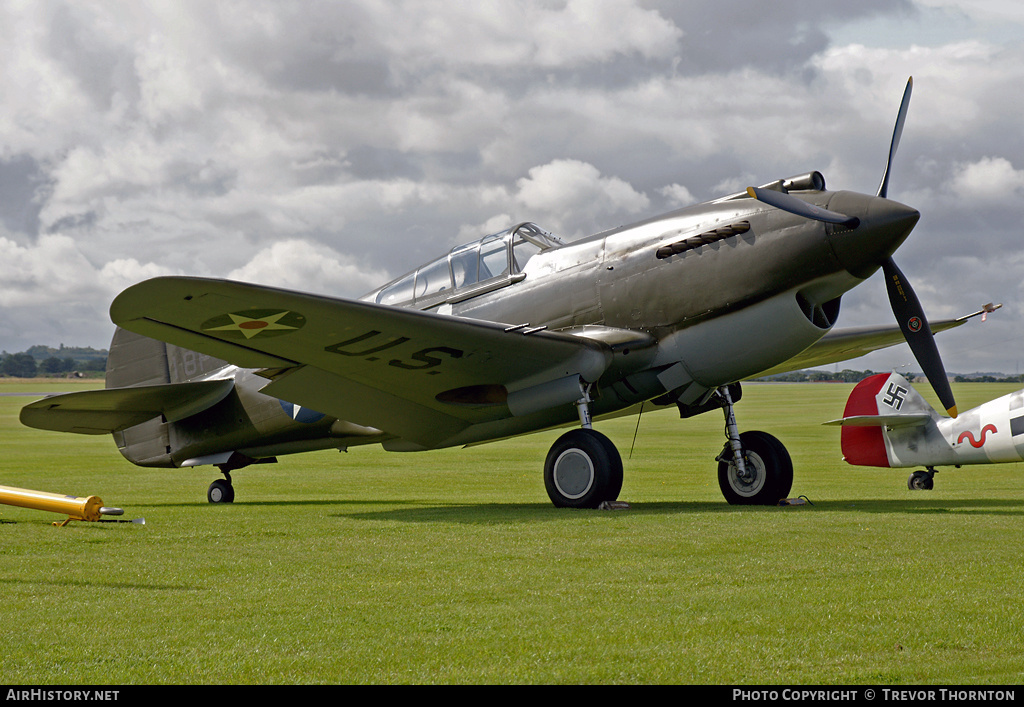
top-left (106, 326), bottom-right (230, 387)
top-left (106, 327), bottom-right (171, 388)
top-left (826, 372), bottom-right (937, 467)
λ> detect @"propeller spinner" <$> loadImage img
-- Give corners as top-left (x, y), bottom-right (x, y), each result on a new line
top-left (747, 77), bottom-right (958, 417)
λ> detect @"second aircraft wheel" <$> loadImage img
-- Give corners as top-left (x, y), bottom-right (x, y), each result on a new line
top-left (908, 470), bottom-right (935, 490)
top-left (718, 430), bottom-right (793, 505)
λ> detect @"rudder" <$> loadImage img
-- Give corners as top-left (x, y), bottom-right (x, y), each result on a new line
top-left (840, 374), bottom-right (891, 467)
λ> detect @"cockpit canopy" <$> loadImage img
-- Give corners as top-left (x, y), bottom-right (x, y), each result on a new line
top-left (365, 222), bottom-right (563, 307)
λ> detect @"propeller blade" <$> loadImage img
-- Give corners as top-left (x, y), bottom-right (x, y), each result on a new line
top-left (746, 186), bottom-right (860, 227)
top-left (877, 77), bottom-right (913, 199)
top-left (882, 257), bottom-right (957, 417)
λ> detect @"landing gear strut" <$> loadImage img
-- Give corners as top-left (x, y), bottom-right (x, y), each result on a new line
top-left (908, 468), bottom-right (936, 490)
top-left (715, 385), bottom-right (793, 505)
top-left (543, 382), bottom-right (623, 508)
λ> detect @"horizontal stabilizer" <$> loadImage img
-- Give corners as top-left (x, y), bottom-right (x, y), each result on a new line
top-left (20, 379), bottom-right (235, 435)
top-left (824, 413), bottom-right (931, 428)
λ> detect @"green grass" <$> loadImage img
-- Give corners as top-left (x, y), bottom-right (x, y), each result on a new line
top-left (2, 380), bottom-right (1023, 684)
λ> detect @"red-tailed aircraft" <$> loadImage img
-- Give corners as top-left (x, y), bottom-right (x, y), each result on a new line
top-left (20, 78), bottom-right (984, 507)
top-left (827, 356), bottom-right (1024, 491)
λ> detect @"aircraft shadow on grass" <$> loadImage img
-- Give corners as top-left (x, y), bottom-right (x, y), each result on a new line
top-left (329, 497), bottom-right (1024, 524)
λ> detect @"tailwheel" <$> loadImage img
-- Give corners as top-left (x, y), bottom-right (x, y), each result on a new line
top-left (208, 473), bottom-right (235, 504)
top-left (717, 430), bottom-right (793, 505)
top-left (908, 468), bottom-right (935, 490)
top-left (544, 428), bottom-right (623, 509)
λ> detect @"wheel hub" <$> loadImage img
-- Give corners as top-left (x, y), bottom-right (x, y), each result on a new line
top-left (552, 449), bottom-right (595, 500)
top-left (728, 451), bottom-right (766, 497)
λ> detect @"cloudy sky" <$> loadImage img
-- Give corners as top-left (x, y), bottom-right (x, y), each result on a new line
top-left (2, 0), bottom-right (1022, 377)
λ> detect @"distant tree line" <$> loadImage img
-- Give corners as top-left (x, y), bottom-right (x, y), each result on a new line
top-left (759, 369), bottom-right (1024, 384)
top-left (954, 374), bottom-right (1024, 383)
top-left (0, 345), bottom-right (108, 378)
top-left (754, 369), bottom-right (902, 383)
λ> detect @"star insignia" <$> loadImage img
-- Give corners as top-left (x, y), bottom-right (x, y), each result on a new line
top-left (201, 309), bottom-right (306, 339)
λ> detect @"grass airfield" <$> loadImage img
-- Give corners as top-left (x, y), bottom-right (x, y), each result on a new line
top-left (2, 379), bottom-right (1023, 684)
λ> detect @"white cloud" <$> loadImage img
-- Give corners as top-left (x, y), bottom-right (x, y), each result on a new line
top-left (100, 257), bottom-right (179, 291)
top-left (0, 231), bottom-right (175, 350)
top-left (514, 159), bottom-right (649, 218)
top-left (365, 0), bottom-right (682, 70)
top-left (947, 156), bottom-right (1024, 202)
top-left (659, 183), bottom-right (697, 207)
top-left (227, 239), bottom-right (390, 297)
top-left (0, 233), bottom-right (172, 307)
top-left (0, 234), bottom-right (95, 306)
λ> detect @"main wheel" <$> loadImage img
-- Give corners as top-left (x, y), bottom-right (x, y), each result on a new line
top-left (208, 478), bottom-right (235, 504)
top-left (544, 428), bottom-right (623, 509)
top-left (908, 470), bottom-right (934, 490)
top-left (717, 430), bottom-right (793, 505)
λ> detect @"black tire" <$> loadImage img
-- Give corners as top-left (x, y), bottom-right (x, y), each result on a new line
top-left (208, 478), bottom-right (235, 504)
top-left (908, 470), bottom-right (934, 490)
top-left (544, 428), bottom-right (623, 509)
top-left (717, 430), bottom-right (793, 505)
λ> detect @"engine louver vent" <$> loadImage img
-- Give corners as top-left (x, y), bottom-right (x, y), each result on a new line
top-left (656, 221), bottom-right (750, 259)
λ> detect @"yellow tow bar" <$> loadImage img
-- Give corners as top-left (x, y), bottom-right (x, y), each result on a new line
top-left (0, 484), bottom-right (142, 526)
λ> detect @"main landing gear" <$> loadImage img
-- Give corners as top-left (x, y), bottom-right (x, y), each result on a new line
top-left (542, 381), bottom-right (792, 508)
top-left (544, 383), bottom-right (623, 509)
top-left (715, 385), bottom-right (793, 505)
top-left (908, 467), bottom-right (936, 490)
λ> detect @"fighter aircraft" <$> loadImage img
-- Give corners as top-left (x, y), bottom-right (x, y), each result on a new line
top-left (826, 362), bottom-right (1024, 490)
top-left (20, 78), bottom-right (978, 507)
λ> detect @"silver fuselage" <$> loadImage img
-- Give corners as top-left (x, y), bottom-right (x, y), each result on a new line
top-left (110, 184), bottom-right (920, 468)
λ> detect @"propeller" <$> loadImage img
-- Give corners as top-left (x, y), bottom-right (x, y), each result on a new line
top-left (747, 77), bottom-right (958, 417)
top-left (881, 257), bottom-right (955, 416)
top-left (877, 77), bottom-right (913, 200)
top-left (875, 78), bottom-right (956, 417)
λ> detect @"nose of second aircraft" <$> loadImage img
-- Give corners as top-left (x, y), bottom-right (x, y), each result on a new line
top-left (825, 191), bottom-right (920, 279)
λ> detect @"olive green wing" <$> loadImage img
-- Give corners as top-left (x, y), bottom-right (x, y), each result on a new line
top-left (110, 277), bottom-right (612, 448)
